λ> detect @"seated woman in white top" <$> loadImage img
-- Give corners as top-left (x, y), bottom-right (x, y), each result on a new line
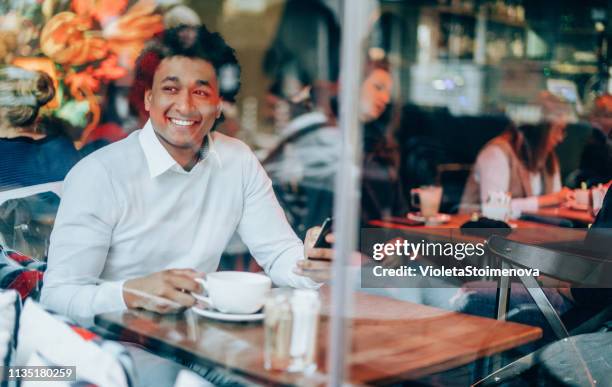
top-left (461, 121), bottom-right (571, 216)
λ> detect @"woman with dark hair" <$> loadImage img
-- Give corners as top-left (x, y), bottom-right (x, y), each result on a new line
top-left (461, 119), bottom-right (571, 216)
top-left (360, 57), bottom-right (407, 224)
top-left (0, 66), bottom-right (80, 190)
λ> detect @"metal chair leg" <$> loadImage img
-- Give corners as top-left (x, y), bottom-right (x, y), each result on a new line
top-left (491, 261), bottom-right (512, 374)
top-left (495, 261), bottom-right (511, 321)
top-left (519, 275), bottom-right (570, 339)
top-left (472, 350), bottom-right (539, 386)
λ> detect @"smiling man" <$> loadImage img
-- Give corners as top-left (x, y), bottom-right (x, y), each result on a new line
top-left (41, 25), bottom-right (330, 321)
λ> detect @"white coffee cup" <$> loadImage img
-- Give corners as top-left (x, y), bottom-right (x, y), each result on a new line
top-left (193, 271), bottom-right (272, 314)
top-left (574, 189), bottom-right (589, 207)
top-left (410, 186), bottom-right (443, 218)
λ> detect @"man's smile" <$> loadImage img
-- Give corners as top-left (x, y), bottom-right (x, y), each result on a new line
top-left (167, 117), bottom-right (201, 127)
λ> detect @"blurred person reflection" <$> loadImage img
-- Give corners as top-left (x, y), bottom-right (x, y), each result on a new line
top-left (461, 92), bottom-right (574, 216)
top-left (264, 56), bottom-right (401, 239)
top-left (262, 58), bottom-right (338, 239)
top-left (0, 66), bottom-right (80, 190)
top-left (262, 0), bottom-right (340, 118)
top-left (567, 94), bottom-right (612, 187)
top-left (260, 0), bottom-right (339, 239)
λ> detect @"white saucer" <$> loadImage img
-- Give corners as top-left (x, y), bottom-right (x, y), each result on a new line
top-left (191, 305), bottom-right (264, 322)
top-left (407, 212), bottom-right (451, 225)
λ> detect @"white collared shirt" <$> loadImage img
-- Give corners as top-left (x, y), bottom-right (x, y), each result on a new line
top-left (41, 121), bottom-right (316, 321)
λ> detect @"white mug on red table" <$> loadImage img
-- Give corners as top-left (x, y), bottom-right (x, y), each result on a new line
top-left (574, 188), bottom-right (590, 207)
top-left (410, 186), bottom-right (442, 219)
top-left (193, 271), bottom-right (272, 314)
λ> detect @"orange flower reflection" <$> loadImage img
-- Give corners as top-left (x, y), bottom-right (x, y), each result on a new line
top-left (104, 0), bottom-right (164, 68)
top-left (93, 56), bottom-right (128, 81)
top-left (36, 0), bottom-right (162, 140)
top-left (40, 12), bottom-right (107, 66)
top-left (65, 57), bottom-right (126, 141)
top-left (71, 0), bottom-right (128, 24)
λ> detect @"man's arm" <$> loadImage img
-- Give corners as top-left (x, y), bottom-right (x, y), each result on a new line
top-left (236, 151), bottom-right (319, 289)
top-left (41, 157), bottom-right (124, 321)
top-left (41, 157), bottom-right (202, 320)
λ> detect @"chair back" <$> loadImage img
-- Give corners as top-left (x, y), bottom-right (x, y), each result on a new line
top-left (0, 182), bottom-right (63, 258)
top-left (476, 205), bottom-right (612, 384)
top-left (487, 234), bottom-right (612, 289)
top-left (0, 182), bottom-right (63, 206)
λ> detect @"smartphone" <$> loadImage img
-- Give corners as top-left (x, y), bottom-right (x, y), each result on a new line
top-left (308, 217), bottom-right (333, 261)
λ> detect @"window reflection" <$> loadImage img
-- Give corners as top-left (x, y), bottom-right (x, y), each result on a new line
top-left (0, 0), bottom-right (610, 385)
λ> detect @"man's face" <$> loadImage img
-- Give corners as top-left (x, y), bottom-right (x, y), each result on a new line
top-left (145, 56), bottom-right (221, 153)
top-left (360, 68), bottom-right (392, 123)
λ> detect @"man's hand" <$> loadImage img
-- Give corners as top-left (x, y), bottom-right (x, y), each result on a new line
top-left (123, 269), bottom-right (203, 313)
top-left (303, 225), bottom-right (335, 261)
top-left (557, 187), bottom-right (574, 203)
top-left (294, 226), bottom-right (335, 282)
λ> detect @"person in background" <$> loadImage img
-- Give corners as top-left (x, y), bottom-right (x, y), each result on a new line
top-left (359, 58), bottom-right (407, 224)
top-left (568, 94), bottom-right (612, 187)
top-left (259, 0), bottom-right (341, 241)
top-left (262, 57), bottom-right (338, 239)
top-left (0, 67), bottom-right (81, 258)
top-left (0, 67), bottom-right (80, 190)
top-left (261, 0), bottom-right (340, 123)
top-left (264, 56), bottom-right (400, 240)
top-left (460, 92), bottom-right (573, 216)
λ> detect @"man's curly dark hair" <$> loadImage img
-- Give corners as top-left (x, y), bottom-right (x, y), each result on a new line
top-left (130, 24), bottom-right (241, 121)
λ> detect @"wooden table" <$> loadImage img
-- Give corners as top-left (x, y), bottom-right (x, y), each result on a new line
top-left (523, 206), bottom-right (594, 225)
top-left (369, 213), bottom-right (587, 245)
top-left (95, 287), bottom-right (542, 386)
